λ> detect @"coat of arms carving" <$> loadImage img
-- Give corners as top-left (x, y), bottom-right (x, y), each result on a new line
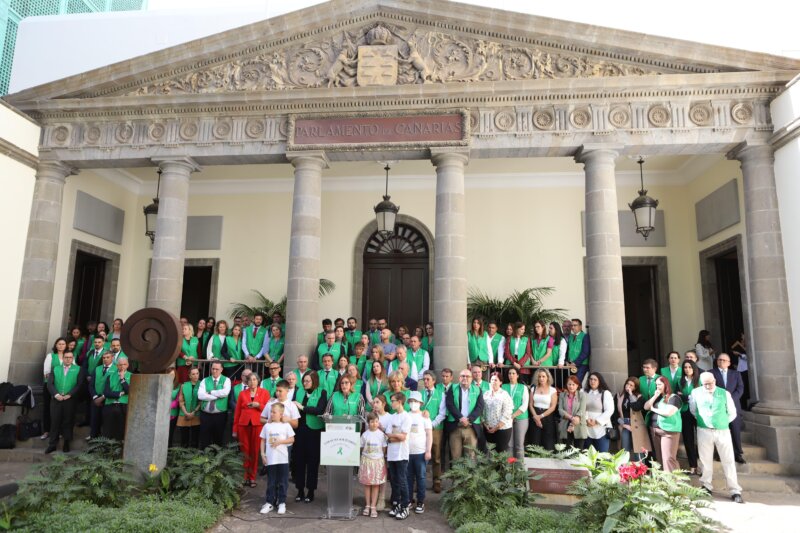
top-left (357, 45), bottom-right (398, 86)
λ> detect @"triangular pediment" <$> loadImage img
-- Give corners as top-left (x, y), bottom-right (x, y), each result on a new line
top-left (6, 0), bottom-right (800, 106)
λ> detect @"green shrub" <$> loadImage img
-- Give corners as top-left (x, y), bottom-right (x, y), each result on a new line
top-left (12, 494), bottom-right (222, 533)
top-left (495, 505), bottom-right (575, 532)
top-left (441, 445), bottom-right (536, 528)
top-left (456, 522), bottom-right (497, 533)
top-left (161, 443), bottom-right (244, 510)
top-left (84, 436), bottom-right (123, 459)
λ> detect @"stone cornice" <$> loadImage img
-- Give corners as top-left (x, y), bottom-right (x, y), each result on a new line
top-left (0, 137), bottom-right (39, 169)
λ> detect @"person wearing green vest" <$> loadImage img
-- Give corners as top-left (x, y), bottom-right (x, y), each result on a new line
top-left (323, 375), bottom-right (365, 418)
top-left (384, 371), bottom-right (410, 414)
top-left (178, 367), bottom-right (202, 448)
top-left (566, 318), bottom-right (590, 383)
top-left (366, 318), bottom-right (382, 347)
top-left (486, 322), bottom-right (505, 368)
top-left (531, 321), bottom-right (556, 367)
top-left (505, 323), bottom-right (533, 382)
top-left (262, 362), bottom-right (283, 398)
top-left (345, 317), bottom-right (362, 355)
top-left (344, 364), bottom-right (364, 399)
top-left (102, 357), bottom-right (131, 441)
top-left (316, 332), bottom-right (344, 370)
top-left (470, 364), bottom-right (490, 394)
top-left (293, 371), bottom-right (328, 503)
top-left (421, 322), bottom-right (434, 360)
top-left (221, 324), bottom-right (245, 381)
top-left (316, 319), bottom-right (334, 346)
top-left (349, 342), bottom-right (368, 378)
top-left (639, 359), bottom-right (659, 425)
top-left (197, 361), bottom-right (232, 448)
top-left (643, 375), bottom-right (682, 473)
top-left (206, 320), bottom-right (229, 361)
top-left (445, 368), bottom-right (484, 460)
top-left (168, 368), bottom-right (180, 448)
top-left (467, 318), bottom-right (490, 367)
top-left (243, 313), bottom-right (270, 361)
top-left (502, 367), bottom-right (530, 461)
top-left (689, 372), bottom-right (743, 503)
top-left (89, 351), bottom-right (115, 439)
top-left (266, 324), bottom-right (285, 366)
top-left (45, 351), bottom-right (84, 454)
top-left (407, 336), bottom-right (430, 382)
top-left (68, 326), bottom-right (86, 364)
top-left (317, 353), bottom-right (339, 397)
top-left (659, 351), bottom-right (683, 393)
top-left (677, 360), bottom-right (701, 475)
top-left (435, 368), bottom-right (453, 396)
top-left (292, 355), bottom-right (311, 385)
top-left (333, 326), bottom-right (350, 357)
top-left (82, 335), bottom-right (107, 431)
top-left (364, 359), bottom-right (389, 412)
top-left (178, 324), bottom-right (199, 383)
top-left (420, 370), bottom-right (446, 492)
top-left (270, 312), bottom-right (286, 336)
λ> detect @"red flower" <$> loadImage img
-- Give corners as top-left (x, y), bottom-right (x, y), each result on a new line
top-left (507, 457), bottom-right (517, 464)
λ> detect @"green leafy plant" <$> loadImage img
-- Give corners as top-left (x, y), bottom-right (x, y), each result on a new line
top-left (467, 286), bottom-right (568, 330)
top-left (525, 442), bottom-right (584, 460)
top-left (455, 506), bottom-right (579, 533)
top-left (161, 444), bottom-right (244, 510)
top-left (229, 279), bottom-right (336, 318)
top-left (441, 445), bottom-right (538, 528)
top-left (85, 436), bottom-right (123, 459)
top-left (568, 447), bottom-right (721, 533)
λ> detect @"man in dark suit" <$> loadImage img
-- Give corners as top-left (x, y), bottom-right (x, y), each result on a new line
top-left (445, 368), bottom-right (484, 460)
top-left (712, 353), bottom-right (745, 463)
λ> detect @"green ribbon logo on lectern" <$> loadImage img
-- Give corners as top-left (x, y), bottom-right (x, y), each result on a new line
top-left (337, 447), bottom-right (343, 455)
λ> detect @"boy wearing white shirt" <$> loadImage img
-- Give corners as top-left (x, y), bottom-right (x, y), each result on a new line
top-left (259, 381), bottom-right (301, 427)
top-left (260, 403), bottom-right (295, 515)
top-left (385, 392), bottom-right (412, 520)
top-left (405, 391), bottom-right (433, 514)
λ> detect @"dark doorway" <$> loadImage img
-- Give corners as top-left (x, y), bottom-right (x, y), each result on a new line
top-left (69, 251), bottom-right (107, 328)
top-left (363, 224), bottom-right (430, 336)
top-left (714, 251), bottom-right (744, 352)
top-left (181, 266), bottom-right (212, 325)
top-left (622, 265), bottom-right (661, 376)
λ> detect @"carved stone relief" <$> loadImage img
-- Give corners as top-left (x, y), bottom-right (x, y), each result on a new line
top-left (127, 22), bottom-right (662, 95)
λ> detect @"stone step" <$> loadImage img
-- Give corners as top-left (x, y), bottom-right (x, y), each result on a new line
top-left (704, 473), bottom-right (800, 494)
top-left (0, 447), bottom-right (81, 464)
top-left (678, 443), bottom-right (767, 461)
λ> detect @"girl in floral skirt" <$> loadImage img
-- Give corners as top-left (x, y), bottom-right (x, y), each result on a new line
top-left (359, 411), bottom-right (388, 518)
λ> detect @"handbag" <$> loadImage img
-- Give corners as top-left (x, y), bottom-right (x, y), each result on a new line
top-left (602, 392), bottom-right (619, 441)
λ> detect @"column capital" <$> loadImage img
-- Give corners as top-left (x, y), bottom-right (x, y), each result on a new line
top-left (35, 160), bottom-right (78, 182)
top-left (726, 142), bottom-right (774, 164)
top-left (151, 157), bottom-right (202, 174)
top-left (286, 150), bottom-right (329, 169)
top-left (574, 144), bottom-right (623, 165)
top-left (430, 147), bottom-right (470, 167)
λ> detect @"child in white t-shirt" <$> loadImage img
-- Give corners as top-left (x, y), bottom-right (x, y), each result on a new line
top-left (385, 392), bottom-right (412, 520)
top-left (259, 403), bottom-right (295, 516)
top-left (406, 392), bottom-right (433, 514)
top-left (359, 412), bottom-right (388, 518)
top-left (372, 395), bottom-right (393, 431)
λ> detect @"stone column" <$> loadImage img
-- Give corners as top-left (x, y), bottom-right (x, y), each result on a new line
top-left (284, 151), bottom-right (328, 370)
top-left (9, 161), bottom-right (76, 385)
top-left (576, 146), bottom-right (628, 392)
top-left (147, 158), bottom-right (200, 316)
top-left (431, 148), bottom-right (469, 372)
top-left (731, 143), bottom-right (800, 416)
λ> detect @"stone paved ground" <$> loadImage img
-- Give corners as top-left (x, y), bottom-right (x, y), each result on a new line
top-left (3, 459), bottom-right (799, 532)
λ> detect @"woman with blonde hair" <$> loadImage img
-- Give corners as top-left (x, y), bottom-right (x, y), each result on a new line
top-left (528, 368), bottom-right (558, 450)
top-left (382, 371), bottom-right (409, 413)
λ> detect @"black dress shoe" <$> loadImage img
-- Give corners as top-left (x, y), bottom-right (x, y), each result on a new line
top-left (62, 442), bottom-right (70, 453)
top-left (731, 494), bottom-right (744, 504)
top-left (701, 486), bottom-right (712, 496)
top-left (295, 489), bottom-right (305, 502)
top-left (735, 455), bottom-right (746, 464)
top-left (304, 490), bottom-right (314, 503)
top-left (44, 445), bottom-right (56, 454)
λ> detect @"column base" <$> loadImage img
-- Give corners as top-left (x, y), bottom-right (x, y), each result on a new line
top-left (123, 374), bottom-right (173, 476)
top-left (743, 410), bottom-right (800, 466)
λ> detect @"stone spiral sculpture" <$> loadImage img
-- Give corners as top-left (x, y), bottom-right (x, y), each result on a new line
top-left (120, 308), bottom-right (181, 373)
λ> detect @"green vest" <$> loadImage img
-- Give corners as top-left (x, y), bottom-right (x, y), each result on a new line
top-left (292, 368), bottom-right (307, 384)
top-left (567, 331), bottom-right (585, 363)
top-left (305, 388), bottom-right (325, 430)
top-left (74, 338), bottom-right (85, 359)
top-left (331, 391), bottom-right (360, 416)
top-left (467, 332), bottom-right (489, 364)
top-left (104, 371), bottom-right (132, 405)
top-left (508, 337), bottom-right (529, 366)
top-left (639, 375), bottom-right (658, 425)
top-left (232, 383), bottom-right (246, 405)
top-left (170, 387), bottom-right (180, 417)
top-left (421, 336), bottom-right (434, 356)
top-left (199, 332), bottom-right (210, 358)
top-left (53, 364), bottom-right (80, 395)
top-left (409, 349), bottom-right (427, 376)
top-left (209, 335), bottom-right (225, 360)
top-left (532, 337), bottom-right (551, 365)
top-left (201, 376), bottom-right (229, 411)
top-left (659, 366), bottom-right (683, 394)
top-left (86, 349), bottom-right (104, 377)
top-left (435, 382), bottom-right (452, 395)
top-left (366, 378), bottom-right (388, 411)
top-left (317, 343), bottom-right (343, 368)
top-left (475, 380), bottom-right (490, 394)
top-left (447, 384), bottom-right (482, 424)
top-left (368, 330), bottom-right (381, 346)
top-left (384, 389), bottom-right (410, 414)
top-left (655, 396), bottom-right (682, 433)
top-left (267, 337), bottom-right (285, 361)
top-left (678, 378), bottom-right (696, 413)
top-left (180, 337), bottom-right (198, 366)
top-left (261, 377), bottom-right (280, 398)
top-left (421, 387), bottom-right (445, 430)
top-left (502, 383), bottom-right (529, 420)
top-left (294, 388), bottom-right (306, 404)
top-left (244, 325), bottom-right (268, 356)
top-left (488, 334), bottom-right (503, 362)
top-left (345, 329), bottom-right (362, 348)
top-left (349, 355), bottom-right (367, 376)
top-left (550, 338), bottom-right (561, 366)
top-left (181, 381), bottom-right (199, 414)
top-left (318, 369), bottom-right (338, 397)
top-left (223, 337), bottom-right (243, 368)
top-left (694, 387), bottom-right (731, 430)
top-left (94, 365), bottom-right (112, 396)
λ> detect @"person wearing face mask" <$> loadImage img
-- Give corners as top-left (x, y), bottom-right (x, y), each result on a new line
top-left (405, 391), bottom-right (432, 514)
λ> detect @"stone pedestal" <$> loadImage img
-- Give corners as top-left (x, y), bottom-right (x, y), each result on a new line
top-left (431, 148), bottom-right (469, 372)
top-left (123, 373), bottom-right (174, 475)
top-left (576, 146), bottom-right (627, 392)
top-left (525, 457), bottom-right (590, 506)
top-left (284, 151), bottom-right (328, 371)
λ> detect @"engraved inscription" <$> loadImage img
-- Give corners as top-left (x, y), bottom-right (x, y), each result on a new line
top-left (292, 114), bottom-right (464, 146)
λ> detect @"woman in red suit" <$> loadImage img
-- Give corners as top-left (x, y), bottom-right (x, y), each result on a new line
top-left (233, 372), bottom-right (270, 487)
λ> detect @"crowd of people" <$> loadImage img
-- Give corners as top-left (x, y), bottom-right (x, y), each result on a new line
top-left (40, 314), bottom-right (748, 518)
